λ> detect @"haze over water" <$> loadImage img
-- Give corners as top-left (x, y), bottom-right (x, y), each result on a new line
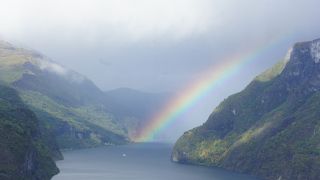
top-left (53, 143), bottom-right (259, 180)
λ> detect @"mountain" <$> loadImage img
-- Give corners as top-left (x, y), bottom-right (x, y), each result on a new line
top-left (104, 88), bottom-right (170, 138)
top-left (0, 40), bottom-right (128, 149)
top-left (172, 38), bottom-right (320, 180)
top-left (0, 84), bottom-right (59, 180)
top-left (0, 40), bottom-right (169, 149)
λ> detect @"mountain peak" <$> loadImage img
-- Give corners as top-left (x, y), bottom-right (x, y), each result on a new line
top-left (252, 38), bottom-right (320, 83)
top-left (280, 38), bottom-right (320, 82)
top-left (290, 38), bottom-right (320, 64)
top-left (0, 40), bottom-right (88, 84)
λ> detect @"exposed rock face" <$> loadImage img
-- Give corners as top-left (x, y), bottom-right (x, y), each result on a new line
top-left (0, 85), bottom-right (59, 180)
top-left (310, 40), bottom-right (320, 63)
top-left (172, 38), bottom-right (320, 180)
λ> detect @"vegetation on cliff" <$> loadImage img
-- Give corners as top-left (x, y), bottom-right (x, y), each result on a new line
top-left (173, 38), bottom-right (320, 180)
top-left (0, 84), bottom-right (59, 180)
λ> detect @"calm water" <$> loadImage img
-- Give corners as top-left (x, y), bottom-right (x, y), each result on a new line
top-left (53, 143), bottom-right (259, 180)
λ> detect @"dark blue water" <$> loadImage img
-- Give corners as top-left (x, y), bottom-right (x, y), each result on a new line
top-left (53, 143), bottom-right (259, 180)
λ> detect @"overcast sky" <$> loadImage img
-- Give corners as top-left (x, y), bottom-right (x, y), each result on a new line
top-left (1, 0), bottom-right (320, 138)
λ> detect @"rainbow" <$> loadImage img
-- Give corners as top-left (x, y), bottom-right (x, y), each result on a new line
top-left (134, 36), bottom-right (293, 142)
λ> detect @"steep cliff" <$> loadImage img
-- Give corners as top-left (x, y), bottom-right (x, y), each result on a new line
top-left (173, 38), bottom-right (320, 180)
top-left (0, 84), bottom-right (59, 180)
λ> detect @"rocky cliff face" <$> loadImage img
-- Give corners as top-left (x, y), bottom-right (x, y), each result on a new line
top-left (173, 38), bottom-right (320, 180)
top-left (0, 85), bottom-right (59, 180)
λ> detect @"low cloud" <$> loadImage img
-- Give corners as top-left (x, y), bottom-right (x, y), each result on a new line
top-left (0, 0), bottom-right (217, 42)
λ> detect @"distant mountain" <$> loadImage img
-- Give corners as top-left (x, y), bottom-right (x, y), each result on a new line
top-left (0, 40), bottom-right (169, 149)
top-left (173, 38), bottom-right (320, 180)
top-left (0, 84), bottom-right (59, 180)
top-left (104, 88), bottom-right (170, 138)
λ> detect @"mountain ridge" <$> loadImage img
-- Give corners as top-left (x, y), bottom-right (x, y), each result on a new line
top-left (172, 38), bottom-right (320, 180)
top-left (0, 41), bottom-right (129, 149)
top-left (0, 39), bottom-right (170, 149)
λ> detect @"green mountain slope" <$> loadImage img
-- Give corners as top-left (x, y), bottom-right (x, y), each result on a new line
top-left (0, 40), bottom-right (128, 148)
top-left (172, 38), bottom-right (320, 180)
top-left (0, 40), bottom-right (168, 148)
top-left (0, 84), bottom-right (59, 180)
